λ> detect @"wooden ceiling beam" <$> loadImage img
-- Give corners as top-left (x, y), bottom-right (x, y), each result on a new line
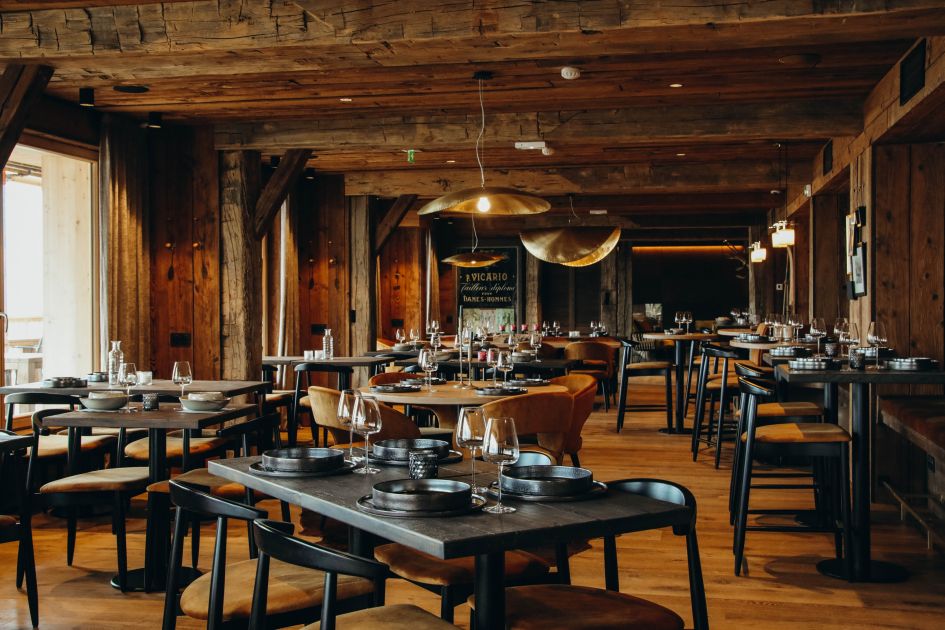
top-left (216, 100), bottom-right (861, 151)
top-left (0, 63), bottom-right (53, 169)
top-left (374, 194), bottom-right (417, 255)
top-left (0, 1), bottom-right (187, 9)
top-left (345, 161), bottom-right (782, 198)
top-left (253, 148), bottom-right (311, 238)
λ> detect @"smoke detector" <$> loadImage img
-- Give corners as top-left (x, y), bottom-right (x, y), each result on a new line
top-left (561, 66), bottom-right (581, 80)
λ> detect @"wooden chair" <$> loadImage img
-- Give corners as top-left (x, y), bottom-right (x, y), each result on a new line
top-left (249, 518), bottom-right (456, 630)
top-left (733, 377), bottom-right (852, 577)
top-left (289, 362), bottom-right (356, 446)
top-left (614, 338), bottom-right (673, 433)
top-left (549, 374), bottom-right (597, 466)
top-left (564, 341), bottom-right (616, 411)
top-left (162, 481), bottom-right (377, 630)
top-left (478, 391), bottom-right (573, 465)
top-left (690, 344), bottom-right (742, 467)
top-left (367, 373), bottom-right (452, 441)
top-left (1, 430), bottom-right (39, 628)
top-left (467, 478), bottom-right (708, 630)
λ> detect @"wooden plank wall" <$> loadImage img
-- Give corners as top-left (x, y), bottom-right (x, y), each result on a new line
top-left (809, 194), bottom-right (846, 322)
top-left (349, 195), bottom-right (376, 360)
top-left (377, 228), bottom-right (425, 341)
top-left (792, 206), bottom-right (810, 319)
top-left (148, 125), bottom-right (220, 379)
top-left (848, 148), bottom-right (873, 340)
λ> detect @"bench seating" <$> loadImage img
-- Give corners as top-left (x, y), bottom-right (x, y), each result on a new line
top-left (879, 396), bottom-right (945, 462)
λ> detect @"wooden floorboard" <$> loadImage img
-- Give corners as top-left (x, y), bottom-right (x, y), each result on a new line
top-left (2, 378), bottom-right (944, 629)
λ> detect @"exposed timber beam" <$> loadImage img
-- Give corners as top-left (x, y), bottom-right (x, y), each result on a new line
top-left (0, 64), bottom-right (52, 169)
top-left (253, 148), bottom-right (312, 238)
top-left (215, 100), bottom-right (861, 152)
top-left (374, 194), bottom-right (417, 254)
top-left (0, 1), bottom-right (187, 9)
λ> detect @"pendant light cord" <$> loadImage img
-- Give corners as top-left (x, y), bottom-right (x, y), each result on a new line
top-left (470, 78), bottom-right (486, 253)
top-left (568, 194), bottom-right (579, 224)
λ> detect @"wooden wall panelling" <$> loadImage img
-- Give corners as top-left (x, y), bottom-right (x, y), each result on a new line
top-left (321, 174), bottom-right (349, 356)
top-left (599, 249), bottom-right (617, 332)
top-left (220, 150), bottom-right (262, 381)
top-left (616, 244), bottom-right (633, 337)
top-left (908, 143), bottom-right (945, 396)
top-left (425, 229), bottom-right (440, 328)
top-left (525, 253), bottom-right (541, 328)
top-left (296, 179), bottom-right (324, 354)
top-left (349, 195), bottom-right (376, 363)
top-left (0, 64), bottom-right (53, 169)
top-left (848, 149), bottom-right (873, 339)
top-left (792, 206), bottom-right (810, 319)
top-left (377, 229), bottom-right (424, 342)
top-left (810, 195), bottom-right (844, 322)
top-left (190, 126), bottom-right (220, 379)
top-left (438, 262), bottom-right (457, 334)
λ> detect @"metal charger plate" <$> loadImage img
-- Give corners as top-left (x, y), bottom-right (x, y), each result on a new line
top-left (787, 358), bottom-right (837, 371)
top-left (487, 480), bottom-right (608, 502)
top-left (373, 438), bottom-right (451, 461)
top-left (250, 460), bottom-right (356, 478)
top-left (401, 377), bottom-right (447, 387)
top-left (370, 384), bottom-right (422, 394)
top-left (475, 386), bottom-right (527, 396)
top-left (507, 378), bottom-right (551, 387)
top-left (261, 447), bottom-right (345, 472)
top-left (357, 494), bottom-right (486, 518)
top-left (372, 478), bottom-right (472, 512)
top-left (368, 448), bottom-right (463, 467)
top-left (887, 357), bottom-right (938, 371)
top-left (499, 465), bottom-right (594, 496)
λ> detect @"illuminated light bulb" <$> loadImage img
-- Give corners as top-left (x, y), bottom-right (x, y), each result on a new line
top-left (750, 241), bottom-right (767, 263)
top-left (477, 195), bottom-right (491, 212)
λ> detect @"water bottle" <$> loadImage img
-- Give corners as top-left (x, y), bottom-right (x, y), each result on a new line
top-left (323, 329), bottom-right (334, 360)
top-left (107, 340), bottom-right (124, 385)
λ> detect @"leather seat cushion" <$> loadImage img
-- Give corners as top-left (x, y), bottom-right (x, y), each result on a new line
top-left (179, 557), bottom-right (373, 622)
top-left (745, 422), bottom-right (851, 444)
top-left (301, 604), bottom-right (456, 629)
top-left (627, 361), bottom-right (671, 371)
top-left (373, 543), bottom-right (549, 586)
top-left (298, 395), bottom-right (311, 408)
top-left (125, 436), bottom-right (228, 461)
top-left (29, 434), bottom-right (116, 459)
top-left (418, 426), bottom-right (454, 442)
top-left (756, 402), bottom-right (822, 418)
top-left (469, 584), bottom-right (684, 630)
top-left (570, 370), bottom-right (606, 380)
top-left (146, 467), bottom-right (247, 500)
top-left (266, 393), bottom-right (293, 404)
top-left (40, 466), bottom-right (150, 494)
top-left (706, 377), bottom-right (740, 390)
top-left (0, 515), bottom-right (17, 529)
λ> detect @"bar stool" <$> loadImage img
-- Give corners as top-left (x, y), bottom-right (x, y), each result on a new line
top-left (690, 344), bottom-right (740, 466)
top-left (732, 377), bottom-right (852, 577)
top-left (1, 430), bottom-right (39, 628)
top-left (615, 338), bottom-right (673, 433)
top-left (290, 362), bottom-right (355, 446)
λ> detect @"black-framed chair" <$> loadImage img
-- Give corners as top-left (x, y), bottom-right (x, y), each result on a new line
top-left (162, 481), bottom-right (376, 630)
top-left (1, 430), bottom-right (39, 628)
top-left (690, 344), bottom-right (741, 467)
top-left (289, 362), bottom-right (356, 446)
top-left (467, 478), bottom-right (709, 630)
top-left (615, 337), bottom-right (673, 433)
top-left (249, 518), bottom-right (456, 630)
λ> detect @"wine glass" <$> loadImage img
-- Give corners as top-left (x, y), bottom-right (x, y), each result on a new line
top-left (119, 362), bottom-right (137, 412)
top-left (337, 390), bottom-right (358, 464)
top-left (431, 332), bottom-right (443, 353)
top-left (674, 311), bottom-right (684, 330)
top-left (552, 320), bottom-right (560, 336)
top-left (809, 317), bottom-right (827, 357)
top-left (419, 349), bottom-right (439, 391)
top-left (833, 317), bottom-right (849, 336)
top-left (486, 348), bottom-right (500, 386)
top-left (683, 311), bottom-right (693, 333)
top-left (395, 328), bottom-right (405, 345)
top-left (352, 395), bottom-right (382, 474)
top-left (590, 320), bottom-right (598, 336)
top-left (482, 416), bottom-right (520, 514)
top-left (530, 331), bottom-right (543, 363)
top-left (456, 407), bottom-right (487, 494)
top-left (172, 361), bottom-right (192, 401)
top-left (408, 328), bottom-right (420, 348)
top-left (497, 350), bottom-right (513, 383)
top-left (867, 321), bottom-right (888, 370)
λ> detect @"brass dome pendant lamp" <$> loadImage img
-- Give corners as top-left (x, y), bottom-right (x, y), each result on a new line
top-left (442, 251), bottom-right (506, 268)
top-left (418, 72), bottom-right (550, 217)
top-left (520, 196), bottom-right (620, 267)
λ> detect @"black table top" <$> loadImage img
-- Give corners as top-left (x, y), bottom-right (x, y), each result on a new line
top-left (776, 364), bottom-right (945, 385)
top-left (0, 379), bottom-right (268, 397)
top-left (0, 432), bottom-right (32, 455)
top-left (395, 358), bottom-right (575, 371)
top-left (209, 456), bottom-right (688, 559)
top-left (40, 404), bottom-right (257, 431)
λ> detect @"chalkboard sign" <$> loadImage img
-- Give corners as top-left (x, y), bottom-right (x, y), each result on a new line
top-left (457, 248), bottom-right (518, 308)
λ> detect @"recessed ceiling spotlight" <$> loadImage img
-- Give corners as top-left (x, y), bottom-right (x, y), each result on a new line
top-left (446, 159), bottom-right (456, 164)
top-left (669, 83), bottom-right (683, 88)
top-left (304, 168), bottom-right (316, 180)
top-left (79, 87), bottom-right (94, 107)
top-left (113, 84), bottom-right (150, 94)
top-left (146, 112), bottom-right (162, 129)
top-left (676, 152), bottom-right (686, 157)
top-left (339, 97), bottom-right (353, 102)
top-left (560, 66), bottom-right (581, 80)
top-left (770, 189), bottom-right (782, 195)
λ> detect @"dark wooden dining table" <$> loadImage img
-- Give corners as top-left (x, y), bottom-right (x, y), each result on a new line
top-left (642, 332), bottom-right (719, 433)
top-left (776, 364), bottom-right (945, 582)
top-left (0, 378), bottom-right (268, 399)
top-left (264, 356), bottom-right (396, 389)
top-left (38, 403), bottom-right (257, 591)
top-left (209, 456), bottom-right (690, 629)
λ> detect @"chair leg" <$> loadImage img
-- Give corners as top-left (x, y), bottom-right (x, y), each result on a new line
top-left (714, 392), bottom-right (728, 470)
top-left (191, 516), bottom-right (201, 570)
top-left (555, 543), bottom-right (572, 584)
top-left (664, 369), bottom-right (673, 431)
top-left (66, 508), bottom-right (77, 566)
top-left (839, 446), bottom-right (853, 581)
top-left (16, 540), bottom-right (24, 588)
top-left (280, 500), bottom-right (291, 522)
top-left (114, 495), bottom-right (128, 592)
top-left (603, 536), bottom-right (619, 592)
top-left (439, 586), bottom-right (455, 622)
top-left (20, 523), bottom-right (39, 628)
top-left (570, 452), bottom-right (581, 467)
top-left (734, 427), bottom-right (755, 576)
top-left (602, 380), bottom-right (610, 412)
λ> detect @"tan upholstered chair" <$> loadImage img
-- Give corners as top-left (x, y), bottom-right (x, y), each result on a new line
top-left (549, 374), bottom-right (597, 467)
top-left (366, 373), bottom-right (453, 441)
top-left (564, 341), bottom-right (617, 410)
top-left (306, 386), bottom-right (422, 445)
top-left (367, 371), bottom-right (413, 386)
top-left (478, 391), bottom-right (573, 465)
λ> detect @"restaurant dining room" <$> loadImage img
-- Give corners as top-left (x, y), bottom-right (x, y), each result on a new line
top-left (3, 2), bottom-right (945, 629)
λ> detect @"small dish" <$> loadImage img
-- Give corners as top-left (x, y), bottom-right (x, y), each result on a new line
top-left (80, 396), bottom-right (128, 411)
top-left (180, 395), bottom-right (230, 412)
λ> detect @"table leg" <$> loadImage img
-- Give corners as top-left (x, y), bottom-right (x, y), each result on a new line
top-left (817, 382), bottom-right (908, 582)
top-left (616, 345), bottom-right (629, 432)
top-left (683, 341), bottom-right (697, 419)
top-left (660, 341), bottom-right (689, 434)
top-left (475, 552), bottom-right (505, 629)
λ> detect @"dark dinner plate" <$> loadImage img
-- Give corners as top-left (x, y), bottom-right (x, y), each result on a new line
top-left (370, 384), bottom-right (422, 394)
top-left (249, 461), bottom-right (356, 478)
top-left (261, 447), bottom-right (345, 473)
top-left (475, 386), bottom-right (527, 397)
top-left (373, 438), bottom-right (451, 461)
top-left (507, 378), bottom-right (551, 387)
top-left (367, 448), bottom-right (463, 467)
top-left (356, 494), bottom-right (486, 518)
top-left (499, 465), bottom-right (594, 496)
top-left (372, 478), bottom-right (472, 512)
top-left (487, 480), bottom-right (608, 502)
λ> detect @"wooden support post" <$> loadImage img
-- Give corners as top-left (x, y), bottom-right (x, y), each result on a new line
top-left (253, 149), bottom-right (311, 238)
top-left (375, 194), bottom-right (417, 254)
top-left (349, 195), bottom-right (376, 362)
top-left (525, 253), bottom-right (540, 326)
top-left (220, 150), bottom-right (262, 381)
top-left (600, 249), bottom-right (617, 333)
top-left (0, 64), bottom-right (53, 169)
top-left (615, 244), bottom-right (634, 337)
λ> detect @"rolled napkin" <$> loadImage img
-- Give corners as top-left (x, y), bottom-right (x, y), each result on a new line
top-left (187, 391), bottom-right (224, 401)
top-left (88, 391), bottom-right (127, 399)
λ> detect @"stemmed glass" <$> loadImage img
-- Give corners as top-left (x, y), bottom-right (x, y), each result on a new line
top-left (431, 332), bottom-right (443, 353)
top-left (409, 328), bottom-right (420, 349)
top-left (497, 351), bottom-right (513, 383)
top-left (337, 390), bottom-right (358, 464)
top-left (787, 312), bottom-right (805, 342)
top-left (456, 407), bottom-right (487, 494)
top-left (395, 328), bottom-right (406, 345)
top-left (833, 317), bottom-right (849, 337)
top-left (119, 362), bottom-right (137, 412)
top-left (486, 348), bottom-right (500, 386)
top-left (683, 311), bottom-right (693, 333)
top-left (530, 331), bottom-right (543, 363)
top-left (172, 361), bottom-right (192, 400)
top-left (419, 349), bottom-right (438, 391)
top-left (590, 321), bottom-right (598, 336)
top-left (552, 321), bottom-right (560, 336)
top-left (674, 311), bottom-right (684, 331)
top-left (867, 321), bottom-right (888, 370)
top-left (809, 317), bottom-right (827, 357)
top-left (352, 395), bottom-right (382, 474)
top-left (482, 416), bottom-right (520, 514)
top-left (839, 322), bottom-right (860, 360)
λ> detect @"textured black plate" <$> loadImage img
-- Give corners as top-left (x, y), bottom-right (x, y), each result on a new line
top-left (372, 478), bottom-right (471, 512)
top-left (499, 465), bottom-right (594, 496)
top-left (373, 438), bottom-right (450, 461)
top-left (401, 377), bottom-right (447, 387)
top-left (261, 447), bottom-right (345, 472)
top-left (507, 378), bottom-right (551, 387)
top-left (367, 449), bottom-right (463, 467)
top-left (487, 480), bottom-right (608, 502)
top-left (370, 384), bottom-right (422, 394)
top-left (356, 494), bottom-right (486, 518)
top-left (475, 386), bottom-right (527, 396)
top-left (249, 461), bottom-right (356, 478)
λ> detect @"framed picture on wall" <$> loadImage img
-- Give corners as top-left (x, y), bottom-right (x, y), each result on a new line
top-left (851, 243), bottom-right (867, 297)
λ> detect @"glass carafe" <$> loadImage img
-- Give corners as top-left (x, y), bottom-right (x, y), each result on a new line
top-left (107, 340), bottom-right (124, 385)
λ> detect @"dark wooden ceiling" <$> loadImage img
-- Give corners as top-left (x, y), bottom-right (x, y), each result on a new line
top-left (3, 0), bottom-right (944, 233)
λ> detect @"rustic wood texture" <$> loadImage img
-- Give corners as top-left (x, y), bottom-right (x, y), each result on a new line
top-left (348, 195), bottom-right (375, 367)
top-left (599, 248), bottom-right (617, 332)
top-left (809, 195), bottom-right (845, 322)
top-left (615, 244), bottom-right (633, 337)
top-left (101, 113), bottom-right (151, 372)
top-left (374, 194), bottom-right (416, 254)
top-left (220, 150), bottom-right (262, 381)
top-left (0, 64), bottom-right (52, 168)
top-left (847, 148), bottom-right (873, 350)
top-left (524, 253), bottom-right (540, 327)
top-left (377, 228), bottom-right (424, 342)
top-left (253, 148), bottom-right (311, 238)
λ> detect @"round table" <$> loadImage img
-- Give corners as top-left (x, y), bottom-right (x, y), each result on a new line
top-left (358, 381), bottom-right (569, 429)
top-left (717, 328), bottom-right (755, 337)
top-left (641, 333), bottom-right (719, 433)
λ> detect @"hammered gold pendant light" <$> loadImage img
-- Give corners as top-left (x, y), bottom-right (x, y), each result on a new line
top-left (520, 226), bottom-right (621, 267)
top-left (417, 72), bottom-right (549, 217)
top-left (442, 251), bottom-right (506, 268)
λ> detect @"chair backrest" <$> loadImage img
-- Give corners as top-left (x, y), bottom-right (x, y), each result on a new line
top-left (702, 343), bottom-right (739, 360)
top-left (732, 362), bottom-right (771, 381)
top-left (306, 387), bottom-right (421, 444)
top-left (737, 377), bottom-right (775, 400)
top-left (564, 341), bottom-right (616, 378)
top-left (550, 374), bottom-right (597, 455)
top-left (748, 323), bottom-right (769, 365)
top-left (5, 392), bottom-right (79, 431)
top-left (512, 450), bottom-right (555, 467)
top-left (367, 371), bottom-right (413, 386)
top-left (372, 403), bottom-right (423, 442)
top-left (249, 519), bottom-right (387, 630)
top-left (479, 391), bottom-right (572, 464)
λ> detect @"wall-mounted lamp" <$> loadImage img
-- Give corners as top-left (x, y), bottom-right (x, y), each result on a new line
top-left (146, 112), bottom-right (163, 129)
top-left (749, 241), bottom-right (767, 263)
top-left (304, 168), bottom-right (316, 180)
top-left (79, 87), bottom-right (95, 107)
top-left (771, 220), bottom-right (795, 248)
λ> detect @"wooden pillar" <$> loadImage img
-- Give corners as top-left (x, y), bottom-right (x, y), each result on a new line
top-left (810, 195), bottom-right (844, 322)
top-left (349, 195), bottom-right (376, 360)
top-left (599, 249), bottom-right (617, 332)
top-left (615, 244), bottom-right (634, 336)
top-left (220, 150), bottom-right (262, 381)
top-left (525, 253), bottom-right (540, 325)
top-left (0, 64), bottom-right (53, 169)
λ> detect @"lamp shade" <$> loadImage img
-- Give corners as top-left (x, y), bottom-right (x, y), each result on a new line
top-left (771, 225), bottom-right (795, 248)
top-left (441, 251), bottom-right (506, 268)
top-left (750, 243), bottom-right (767, 263)
top-left (520, 227), bottom-right (621, 266)
top-left (418, 186), bottom-right (550, 216)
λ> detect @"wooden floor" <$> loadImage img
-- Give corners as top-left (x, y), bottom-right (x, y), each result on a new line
top-left (2, 378), bottom-right (944, 629)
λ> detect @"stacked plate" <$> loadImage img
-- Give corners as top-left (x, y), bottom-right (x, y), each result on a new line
top-left (370, 439), bottom-right (462, 466)
top-left (855, 346), bottom-right (896, 359)
top-left (400, 377), bottom-right (446, 387)
top-left (507, 378), bottom-right (551, 387)
top-left (771, 346), bottom-right (811, 358)
top-left (357, 479), bottom-right (485, 517)
top-left (490, 465), bottom-right (607, 502)
top-left (887, 357), bottom-right (938, 371)
top-left (475, 385), bottom-right (527, 397)
top-left (250, 447), bottom-right (354, 478)
top-left (81, 391), bottom-right (128, 411)
top-left (787, 357), bottom-right (837, 371)
top-left (42, 377), bottom-right (87, 388)
top-left (180, 393), bottom-right (230, 412)
top-left (511, 351), bottom-right (536, 363)
top-left (370, 383), bottom-right (422, 394)
top-left (736, 333), bottom-right (764, 342)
